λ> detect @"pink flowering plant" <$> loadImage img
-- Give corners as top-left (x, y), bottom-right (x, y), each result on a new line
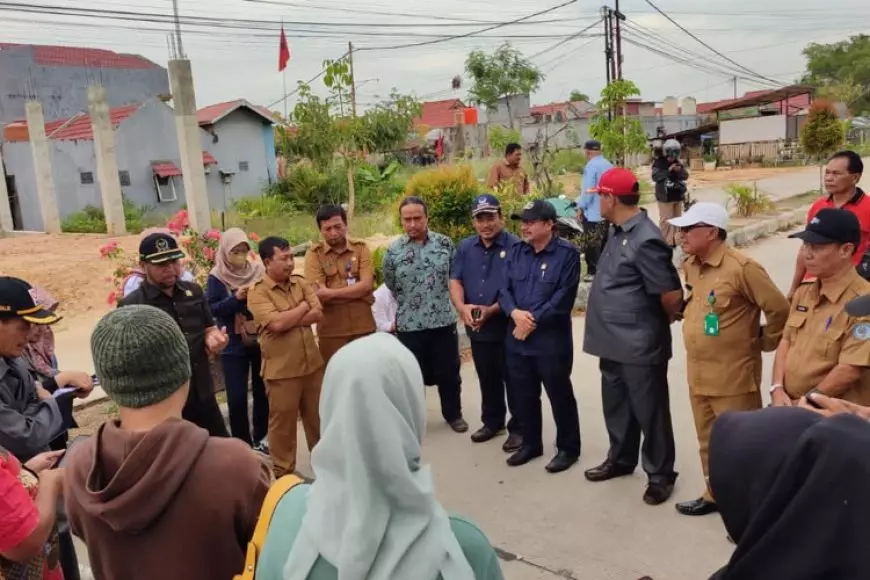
top-left (99, 210), bottom-right (260, 304)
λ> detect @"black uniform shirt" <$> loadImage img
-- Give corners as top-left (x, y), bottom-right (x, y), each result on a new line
top-left (119, 280), bottom-right (215, 399)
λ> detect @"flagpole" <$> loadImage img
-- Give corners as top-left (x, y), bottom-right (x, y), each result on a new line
top-left (281, 18), bottom-right (288, 120)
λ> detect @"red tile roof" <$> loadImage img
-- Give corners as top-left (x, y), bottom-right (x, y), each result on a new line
top-left (197, 99), bottom-right (275, 126)
top-left (416, 99), bottom-right (465, 129)
top-left (2, 103), bottom-right (144, 142)
top-left (530, 103), bottom-right (566, 117)
top-left (0, 43), bottom-right (158, 69)
top-left (152, 161), bottom-right (182, 178)
top-left (203, 151), bottom-right (218, 165)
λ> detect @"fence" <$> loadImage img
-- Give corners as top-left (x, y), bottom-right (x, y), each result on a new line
top-left (718, 140), bottom-right (804, 165)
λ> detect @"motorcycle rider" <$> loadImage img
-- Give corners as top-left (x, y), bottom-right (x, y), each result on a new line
top-left (652, 139), bottom-right (689, 249)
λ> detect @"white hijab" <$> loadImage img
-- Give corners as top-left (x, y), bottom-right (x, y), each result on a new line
top-left (283, 333), bottom-right (475, 580)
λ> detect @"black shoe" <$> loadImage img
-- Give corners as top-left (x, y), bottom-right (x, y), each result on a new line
top-left (584, 459), bottom-right (635, 482)
top-left (448, 418), bottom-right (469, 433)
top-left (502, 433), bottom-right (523, 453)
top-left (675, 498), bottom-right (719, 516)
top-left (643, 481), bottom-right (675, 506)
top-left (545, 451), bottom-right (579, 474)
top-left (506, 446), bottom-right (543, 467)
top-left (470, 426), bottom-right (504, 443)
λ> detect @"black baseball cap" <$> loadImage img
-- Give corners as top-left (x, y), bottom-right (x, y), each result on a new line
top-left (0, 277), bottom-right (61, 324)
top-left (511, 199), bottom-right (557, 222)
top-left (139, 233), bottom-right (185, 264)
top-left (788, 208), bottom-right (861, 247)
top-left (846, 295), bottom-right (870, 317)
top-left (584, 140), bottom-right (602, 151)
top-left (472, 193), bottom-right (501, 216)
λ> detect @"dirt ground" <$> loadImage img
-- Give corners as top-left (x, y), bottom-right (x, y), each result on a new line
top-left (687, 165), bottom-right (809, 188)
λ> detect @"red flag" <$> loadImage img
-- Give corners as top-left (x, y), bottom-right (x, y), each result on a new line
top-left (278, 26), bottom-right (290, 72)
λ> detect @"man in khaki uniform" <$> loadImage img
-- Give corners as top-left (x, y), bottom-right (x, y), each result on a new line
top-left (772, 208), bottom-right (870, 409)
top-left (248, 236), bottom-right (324, 477)
top-left (304, 204), bottom-right (376, 363)
top-left (669, 203), bottom-right (790, 517)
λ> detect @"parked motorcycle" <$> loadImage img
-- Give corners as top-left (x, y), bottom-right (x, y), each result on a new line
top-left (544, 196), bottom-right (584, 245)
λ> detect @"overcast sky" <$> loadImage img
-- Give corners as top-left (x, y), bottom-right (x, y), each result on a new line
top-left (2, 0), bottom-right (866, 113)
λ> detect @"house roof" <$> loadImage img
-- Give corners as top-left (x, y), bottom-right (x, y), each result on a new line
top-left (416, 99), bottom-right (465, 129)
top-left (0, 43), bottom-right (158, 69)
top-left (152, 161), bottom-right (182, 178)
top-left (2, 102), bottom-right (145, 142)
top-left (530, 102), bottom-right (567, 117)
top-left (196, 99), bottom-right (275, 126)
top-left (203, 151), bottom-right (218, 165)
top-left (705, 84), bottom-right (815, 113)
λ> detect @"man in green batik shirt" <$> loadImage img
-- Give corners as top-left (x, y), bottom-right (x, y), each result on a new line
top-left (382, 196), bottom-right (467, 433)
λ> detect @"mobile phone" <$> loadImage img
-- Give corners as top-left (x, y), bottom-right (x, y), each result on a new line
top-left (471, 307), bottom-right (482, 322)
top-left (805, 388), bottom-right (824, 409)
top-left (58, 435), bottom-right (90, 467)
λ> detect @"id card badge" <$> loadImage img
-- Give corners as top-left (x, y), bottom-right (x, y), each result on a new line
top-left (704, 312), bottom-right (720, 336)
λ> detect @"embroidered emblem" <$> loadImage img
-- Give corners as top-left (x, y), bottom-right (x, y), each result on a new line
top-left (155, 238), bottom-right (170, 251)
top-left (852, 323), bottom-right (870, 341)
top-left (810, 217), bottom-right (820, 225)
top-left (524, 201), bottom-right (534, 210)
top-left (622, 239), bottom-right (627, 246)
top-left (499, 250), bottom-right (506, 259)
top-left (541, 263), bottom-right (547, 270)
top-left (184, 289), bottom-right (193, 297)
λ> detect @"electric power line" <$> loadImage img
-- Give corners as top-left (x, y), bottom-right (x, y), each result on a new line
top-left (528, 18), bottom-right (602, 60)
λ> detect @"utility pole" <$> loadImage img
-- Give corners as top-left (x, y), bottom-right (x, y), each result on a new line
top-left (348, 41), bottom-right (357, 117)
top-left (733, 77), bottom-right (738, 99)
top-left (602, 6), bottom-right (613, 121)
top-left (614, 0), bottom-right (623, 79)
top-left (171, 0), bottom-right (184, 58)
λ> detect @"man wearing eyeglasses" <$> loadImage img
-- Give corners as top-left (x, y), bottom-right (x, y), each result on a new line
top-left (668, 202), bottom-right (789, 518)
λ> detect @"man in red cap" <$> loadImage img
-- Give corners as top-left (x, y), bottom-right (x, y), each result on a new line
top-left (582, 168), bottom-right (684, 505)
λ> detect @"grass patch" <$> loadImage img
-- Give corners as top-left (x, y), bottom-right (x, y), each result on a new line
top-left (61, 197), bottom-right (159, 234)
top-left (220, 207), bottom-right (398, 245)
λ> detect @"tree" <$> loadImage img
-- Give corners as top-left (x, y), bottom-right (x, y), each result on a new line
top-left (589, 80), bottom-right (648, 166)
top-left (800, 100), bottom-right (846, 190)
top-left (569, 90), bottom-right (590, 103)
top-left (465, 43), bottom-right (544, 127)
top-left (802, 35), bottom-right (870, 116)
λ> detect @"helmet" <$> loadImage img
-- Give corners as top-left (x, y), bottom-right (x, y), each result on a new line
top-left (663, 139), bottom-right (681, 157)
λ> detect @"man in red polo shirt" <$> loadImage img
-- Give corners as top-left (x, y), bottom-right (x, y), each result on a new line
top-left (788, 151), bottom-right (869, 298)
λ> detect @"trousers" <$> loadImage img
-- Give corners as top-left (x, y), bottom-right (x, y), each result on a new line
top-left (318, 332), bottom-right (374, 366)
top-left (657, 201), bottom-right (682, 247)
top-left (583, 220), bottom-right (609, 276)
top-left (470, 339), bottom-right (520, 434)
top-left (266, 368), bottom-right (323, 477)
top-left (397, 325), bottom-right (463, 422)
top-left (600, 358), bottom-right (676, 484)
top-left (690, 390), bottom-right (762, 501)
top-left (221, 348), bottom-right (269, 446)
top-left (182, 390), bottom-right (229, 438)
top-left (507, 352), bottom-right (580, 456)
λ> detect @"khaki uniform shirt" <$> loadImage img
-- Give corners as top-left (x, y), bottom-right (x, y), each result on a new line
top-left (248, 274), bottom-right (324, 381)
top-left (303, 239), bottom-right (376, 339)
top-left (683, 245), bottom-right (790, 396)
top-left (784, 269), bottom-right (870, 403)
top-left (486, 160), bottom-right (529, 194)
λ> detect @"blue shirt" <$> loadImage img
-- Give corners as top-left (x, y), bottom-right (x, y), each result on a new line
top-left (383, 231), bottom-right (457, 332)
top-left (576, 155), bottom-right (613, 223)
top-left (206, 274), bottom-right (255, 356)
top-left (450, 230), bottom-right (520, 342)
top-left (499, 235), bottom-right (581, 356)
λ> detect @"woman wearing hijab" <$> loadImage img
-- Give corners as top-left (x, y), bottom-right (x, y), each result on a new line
top-left (122, 227), bottom-right (195, 297)
top-left (206, 228), bottom-right (268, 451)
top-left (708, 407), bottom-right (870, 580)
top-left (255, 333), bottom-right (503, 580)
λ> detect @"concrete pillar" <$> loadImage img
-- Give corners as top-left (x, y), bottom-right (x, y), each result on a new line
top-left (0, 147), bottom-right (15, 233)
top-left (169, 59), bottom-right (210, 231)
top-left (24, 101), bottom-right (61, 234)
top-left (87, 85), bottom-right (127, 236)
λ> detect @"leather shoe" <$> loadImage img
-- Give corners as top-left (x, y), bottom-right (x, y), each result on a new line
top-left (545, 451), bottom-right (579, 474)
top-left (448, 418), bottom-right (469, 433)
top-left (675, 498), bottom-right (719, 516)
top-left (584, 459), bottom-right (635, 482)
top-left (643, 482), bottom-right (675, 506)
top-left (506, 446), bottom-right (543, 467)
top-left (470, 426), bottom-right (503, 443)
top-left (502, 433), bottom-right (523, 453)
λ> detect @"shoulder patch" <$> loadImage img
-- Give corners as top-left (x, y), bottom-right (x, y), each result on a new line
top-left (852, 322), bottom-right (870, 341)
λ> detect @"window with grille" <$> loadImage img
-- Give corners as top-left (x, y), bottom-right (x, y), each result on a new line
top-left (119, 170), bottom-right (131, 187)
top-left (80, 171), bottom-right (94, 185)
top-left (238, 161), bottom-right (249, 172)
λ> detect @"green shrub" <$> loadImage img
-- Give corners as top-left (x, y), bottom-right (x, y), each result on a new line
top-left (61, 197), bottom-right (150, 234)
top-left (372, 245), bottom-right (387, 286)
top-left (547, 149), bottom-right (586, 175)
top-left (232, 194), bottom-right (293, 218)
top-left (488, 125), bottom-right (522, 156)
top-left (726, 182), bottom-right (772, 217)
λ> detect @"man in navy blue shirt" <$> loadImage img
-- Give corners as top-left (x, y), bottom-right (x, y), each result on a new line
top-left (450, 194), bottom-right (522, 452)
top-left (500, 200), bottom-right (582, 473)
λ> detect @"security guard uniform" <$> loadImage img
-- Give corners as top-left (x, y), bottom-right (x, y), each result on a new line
top-left (248, 272), bottom-right (324, 477)
top-left (500, 201), bottom-right (581, 470)
top-left (584, 207), bottom-right (681, 487)
top-left (304, 238), bottom-right (376, 363)
top-left (681, 243), bottom-right (789, 509)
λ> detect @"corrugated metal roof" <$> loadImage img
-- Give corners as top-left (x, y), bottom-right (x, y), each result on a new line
top-left (0, 43), bottom-right (158, 69)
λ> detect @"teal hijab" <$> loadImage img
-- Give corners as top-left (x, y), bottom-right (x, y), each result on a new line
top-left (283, 333), bottom-right (475, 580)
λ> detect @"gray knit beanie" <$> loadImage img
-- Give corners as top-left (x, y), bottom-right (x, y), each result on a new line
top-left (90, 305), bottom-right (191, 409)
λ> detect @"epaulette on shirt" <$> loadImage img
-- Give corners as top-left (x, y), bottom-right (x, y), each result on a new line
top-left (307, 241), bottom-right (324, 253)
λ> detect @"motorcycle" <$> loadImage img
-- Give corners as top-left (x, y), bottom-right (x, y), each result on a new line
top-left (544, 196), bottom-right (584, 244)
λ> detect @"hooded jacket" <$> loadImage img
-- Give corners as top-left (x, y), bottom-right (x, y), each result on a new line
top-left (65, 418), bottom-right (271, 580)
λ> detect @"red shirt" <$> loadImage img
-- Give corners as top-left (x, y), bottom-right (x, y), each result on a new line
top-left (803, 188), bottom-right (870, 277)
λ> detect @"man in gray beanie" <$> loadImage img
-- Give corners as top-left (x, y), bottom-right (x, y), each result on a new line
top-left (64, 305), bottom-right (270, 580)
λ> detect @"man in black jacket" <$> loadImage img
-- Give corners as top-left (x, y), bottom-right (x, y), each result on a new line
top-left (652, 139), bottom-right (689, 248)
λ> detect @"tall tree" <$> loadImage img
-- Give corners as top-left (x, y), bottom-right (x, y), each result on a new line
top-left (589, 80), bottom-right (648, 166)
top-left (569, 90), bottom-right (590, 102)
top-left (802, 35), bottom-right (870, 116)
top-left (465, 43), bottom-right (544, 127)
top-left (800, 100), bottom-right (846, 190)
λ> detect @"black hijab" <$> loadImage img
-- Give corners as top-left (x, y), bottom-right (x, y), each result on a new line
top-left (708, 407), bottom-right (870, 580)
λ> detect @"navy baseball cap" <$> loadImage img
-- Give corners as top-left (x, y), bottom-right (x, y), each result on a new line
top-left (788, 208), bottom-right (861, 247)
top-left (0, 277), bottom-right (61, 324)
top-left (511, 199), bottom-right (557, 222)
top-left (472, 194), bottom-right (501, 216)
top-left (139, 233), bottom-right (186, 264)
top-left (584, 140), bottom-right (602, 151)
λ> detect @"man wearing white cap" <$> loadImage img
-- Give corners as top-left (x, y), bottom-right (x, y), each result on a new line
top-left (668, 203), bottom-right (790, 517)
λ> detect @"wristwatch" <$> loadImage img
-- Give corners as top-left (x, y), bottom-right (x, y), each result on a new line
top-left (768, 383), bottom-right (784, 394)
